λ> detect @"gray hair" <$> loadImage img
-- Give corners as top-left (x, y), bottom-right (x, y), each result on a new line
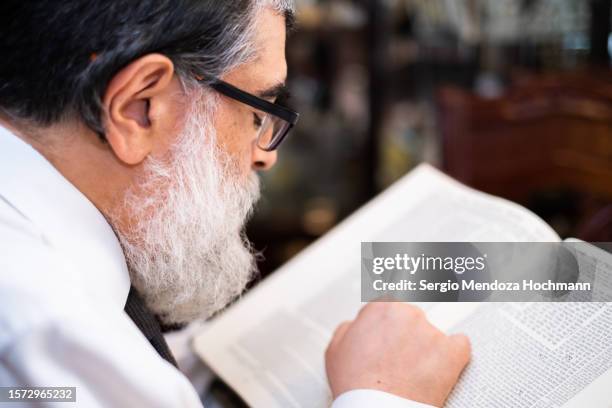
top-left (0, 0), bottom-right (295, 137)
top-left (176, 0), bottom-right (295, 84)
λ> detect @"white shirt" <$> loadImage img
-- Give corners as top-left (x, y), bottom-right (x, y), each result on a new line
top-left (0, 126), bottom-right (432, 408)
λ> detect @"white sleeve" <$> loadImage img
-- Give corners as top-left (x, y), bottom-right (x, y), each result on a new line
top-left (0, 295), bottom-right (203, 408)
top-left (331, 389), bottom-right (437, 408)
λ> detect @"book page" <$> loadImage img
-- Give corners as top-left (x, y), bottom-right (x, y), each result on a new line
top-left (442, 303), bottom-right (612, 407)
top-left (193, 164), bottom-right (562, 408)
top-left (429, 244), bottom-right (612, 407)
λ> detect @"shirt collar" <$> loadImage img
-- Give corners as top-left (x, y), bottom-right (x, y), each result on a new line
top-left (0, 126), bottom-right (130, 310)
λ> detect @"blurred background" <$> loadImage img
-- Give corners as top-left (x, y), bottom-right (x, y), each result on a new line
top-left (246, 0), bottom-right (612, 279)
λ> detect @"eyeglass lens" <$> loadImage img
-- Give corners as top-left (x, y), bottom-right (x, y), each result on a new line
top-left (256, 114), bottom-right (290, 150)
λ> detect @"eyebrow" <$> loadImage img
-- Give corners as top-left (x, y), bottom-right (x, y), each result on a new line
top-left (256, 82), bottom-right (290, 101)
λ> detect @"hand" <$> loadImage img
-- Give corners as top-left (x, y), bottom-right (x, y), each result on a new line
top-left (325, 303), bottom-right (471, 407)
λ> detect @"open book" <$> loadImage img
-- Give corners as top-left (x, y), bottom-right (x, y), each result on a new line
top-left (193, 163), bottom-right (612, 407)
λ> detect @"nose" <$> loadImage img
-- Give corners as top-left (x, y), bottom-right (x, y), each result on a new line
top-left (251, 143), bottom-right (278, 171)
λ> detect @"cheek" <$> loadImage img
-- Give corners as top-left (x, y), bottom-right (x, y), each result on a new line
top-left (214, 103), bottom-right (255, 175)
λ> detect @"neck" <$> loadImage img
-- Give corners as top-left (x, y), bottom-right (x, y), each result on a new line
top-left (0, 115), bottom-right (132, 226)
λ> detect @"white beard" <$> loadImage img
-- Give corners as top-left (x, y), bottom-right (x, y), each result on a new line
top-left (112, 90), bottom-right (260, 325)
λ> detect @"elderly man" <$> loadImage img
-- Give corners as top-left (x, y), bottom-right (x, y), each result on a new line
top-left (0, 1), bottom-right (470, 407)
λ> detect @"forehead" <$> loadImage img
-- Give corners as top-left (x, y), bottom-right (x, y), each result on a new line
top-left (222, 8), bottom-right (288, 94)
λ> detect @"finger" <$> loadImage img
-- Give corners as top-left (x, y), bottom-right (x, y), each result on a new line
top-left (356, 301), bottom-right (379, 318)
top-left (359, 302), bottom-right (423, 322)
top-left (328, 320), bottom-right (352, 350)
top-left (447, 333), bottom-right (472, 367)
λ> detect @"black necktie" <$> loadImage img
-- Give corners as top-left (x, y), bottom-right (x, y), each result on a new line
top-left (124, 286), bottom-right (178, 367)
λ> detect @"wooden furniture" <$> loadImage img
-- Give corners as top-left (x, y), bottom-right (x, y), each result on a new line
top-left (437, 69), bottom-right (612, 239)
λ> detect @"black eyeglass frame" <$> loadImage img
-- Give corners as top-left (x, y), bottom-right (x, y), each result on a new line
top-left (202, 77), bottom-right (300, 151)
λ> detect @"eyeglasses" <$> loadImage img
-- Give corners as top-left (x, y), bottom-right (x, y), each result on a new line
top-left (200, 77), bottom-right (299, 151)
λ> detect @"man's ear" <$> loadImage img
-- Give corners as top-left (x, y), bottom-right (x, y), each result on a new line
top-left (102, 54), bottom-right (177, 165)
